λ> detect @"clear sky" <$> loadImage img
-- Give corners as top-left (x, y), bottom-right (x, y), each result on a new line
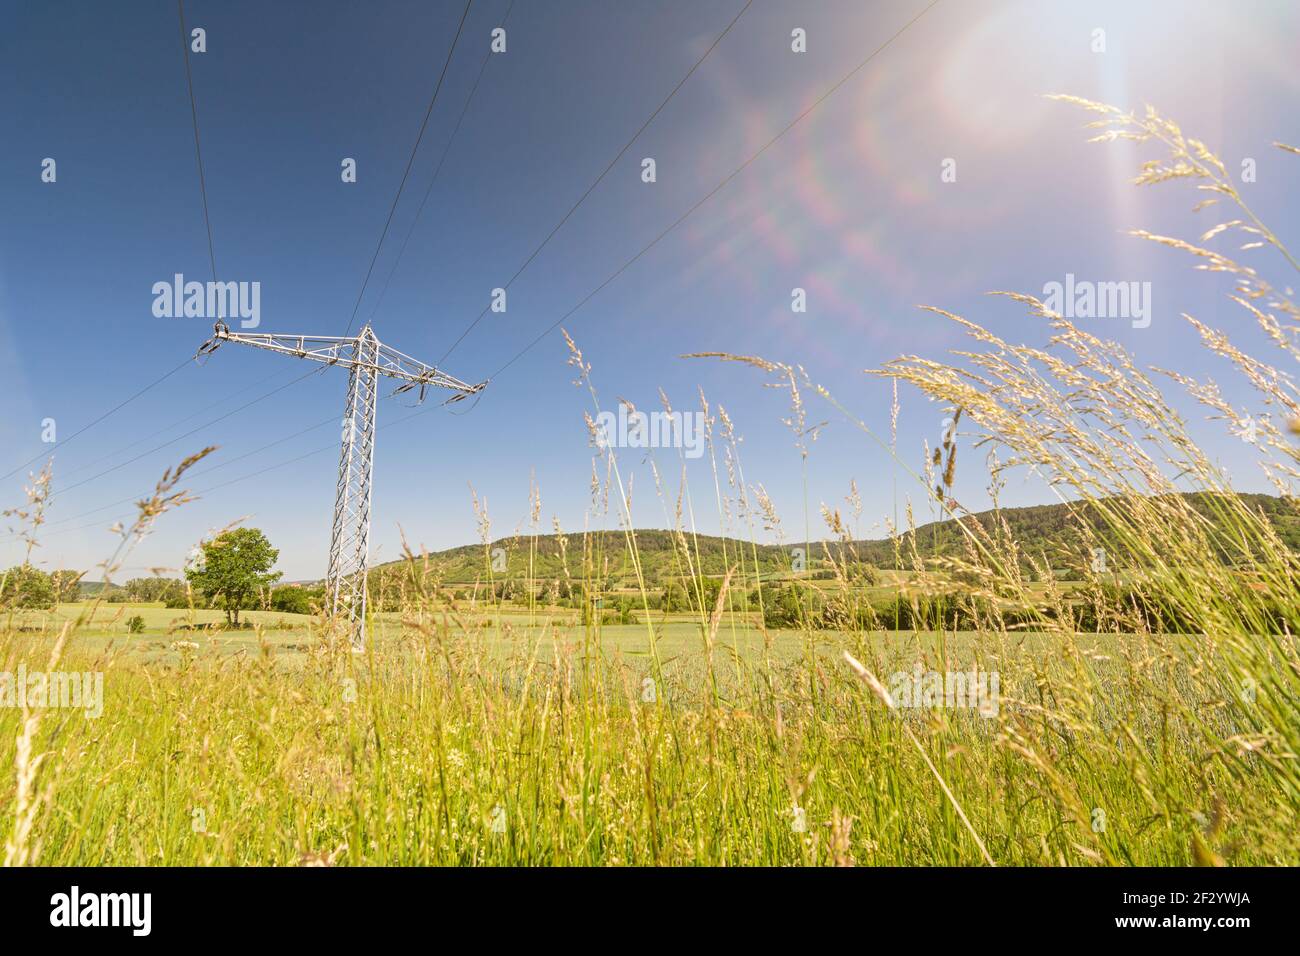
top-left (2, 0), bottom-right (1298, 580)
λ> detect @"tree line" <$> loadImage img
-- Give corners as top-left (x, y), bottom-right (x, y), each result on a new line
top-left (1, 527), bottom-right (313, 624)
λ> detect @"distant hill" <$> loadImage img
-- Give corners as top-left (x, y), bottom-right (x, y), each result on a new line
top-left (76, 580), bottom-right (123, 597)
top-left (364, 492), bottom-right (1298, 587)
top-left (855, 492), bottom-right (1300, 569)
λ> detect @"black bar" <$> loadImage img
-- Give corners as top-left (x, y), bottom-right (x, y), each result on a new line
top-left (0, 866), bottom-right (1283, 942)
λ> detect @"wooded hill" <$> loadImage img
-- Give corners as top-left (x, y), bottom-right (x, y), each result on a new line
top-left (370, 492), bottom-right (1298, 587)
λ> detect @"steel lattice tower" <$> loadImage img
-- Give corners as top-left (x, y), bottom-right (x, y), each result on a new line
top-left (198, 322), bottom-right (482, 649)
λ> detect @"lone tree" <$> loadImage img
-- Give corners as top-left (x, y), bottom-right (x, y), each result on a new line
top-left (185, 528), bottom-right (281, 625)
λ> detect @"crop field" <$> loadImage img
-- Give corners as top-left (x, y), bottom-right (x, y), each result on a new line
top-left (8, 597), bottom-right (1130, 683)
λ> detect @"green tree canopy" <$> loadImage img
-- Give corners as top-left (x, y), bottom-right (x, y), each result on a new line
top-left (0, 565), bottom-right (56, 610)
top-left (270, 585), bottom-right (313, 615)
top-left (49, 569), bottom-right (85, 604)
top-left (124, 577), bottom-right (186, 603)
top-left (184, 528), bottom-right (281, 625)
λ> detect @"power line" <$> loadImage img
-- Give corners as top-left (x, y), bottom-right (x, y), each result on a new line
top-left (6, 398), bottom-right (450, 546)
top-left (3, 0), bottom-right (476, 492)
top-left (117, 1), bottom-right (470, 512)
top-left (0, 355), bottom-right (193, 485)
top-left (6, 4), bottom-right (477, 530)
top-left (178, 0), bottom-right (218, 282)
top-left (8, 357), bottom-right (449, 542)
top-left (2, 412), bottom-right (340, 540)
top-left (8, 441), bottom-right (339, 543)
top-left (46, 368), bottom-right (321, 502)
top-left (367, 0), bottom-right (517, 326)
top-left (2, 0), bottom-right (217, 489)
top-left (484, 0), bottom-right (940, 382)
top-left (2, 1), bottom-right (223, 487)
top-left (12, 1), bottom-right (459, 494)
top-left (46, 0), bottom-right (308, 499)
top-left (4, 3), bottom-right (474, 530)
top-left (437, 0), bottom-right (755, 367)
top-left (343, 0), bottom-right (475, 337)
top-left (18, 350), bottom-right (458, 538)
top-left (5, 2), bottom-right (234, 495)
top-left (55, 366), bottom-right (287, 482)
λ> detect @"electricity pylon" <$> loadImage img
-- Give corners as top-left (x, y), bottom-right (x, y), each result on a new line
top-left (197, 321), bottom-right (483, 650)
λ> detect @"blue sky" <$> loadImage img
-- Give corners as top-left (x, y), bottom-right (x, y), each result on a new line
top-left (2, 0), bottom-right (1298, 580)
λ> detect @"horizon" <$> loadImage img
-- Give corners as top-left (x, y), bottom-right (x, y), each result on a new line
top-left (72, 485), bottom-right (1297, 587)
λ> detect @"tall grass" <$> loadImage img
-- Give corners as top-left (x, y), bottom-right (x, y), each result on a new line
top-left (1, 102), bottom-right (1296, 866)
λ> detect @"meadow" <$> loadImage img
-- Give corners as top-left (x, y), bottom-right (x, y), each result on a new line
top-left (2, 99), bottom-right (1298, 867)
top-left (3, 598), bottom-right (1266, 867)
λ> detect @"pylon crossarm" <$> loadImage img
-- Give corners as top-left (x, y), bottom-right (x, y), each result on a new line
top-left (375, 341), bottom-right (481, 393)
top-left (212, 325), bottom-right (482, 394)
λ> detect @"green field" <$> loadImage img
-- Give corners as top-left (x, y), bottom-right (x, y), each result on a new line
top-left (2, 588), bottom-right (1290, 867)
top-left (10, 599), bottom-right (1115, 679)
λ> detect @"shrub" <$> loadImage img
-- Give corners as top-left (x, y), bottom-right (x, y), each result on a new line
top-left (271, 586), bottom-right (313, 615)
